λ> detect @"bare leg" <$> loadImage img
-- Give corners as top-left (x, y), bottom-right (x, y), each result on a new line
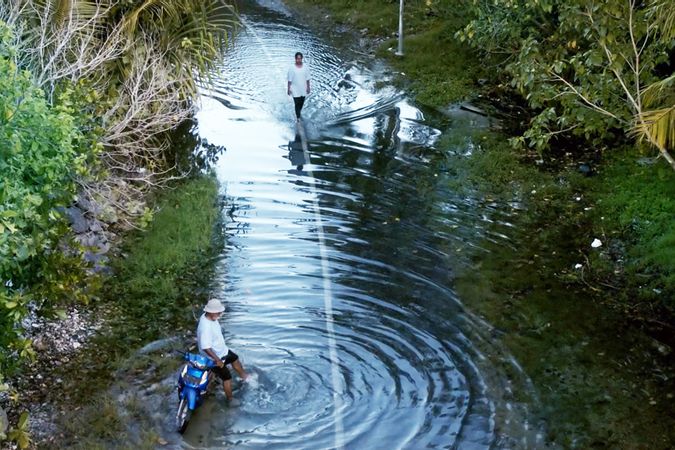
top-left (232, 359), bottom-right (248, 380)
top-left (223, 379), bottom-right (233, 401)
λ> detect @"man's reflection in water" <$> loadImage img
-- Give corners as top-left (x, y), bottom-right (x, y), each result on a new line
top-left (287, 132), bottom-right (308, 172)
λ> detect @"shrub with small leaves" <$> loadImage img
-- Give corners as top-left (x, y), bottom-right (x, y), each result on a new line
top-left (0, 21), bottom-right (97, 374)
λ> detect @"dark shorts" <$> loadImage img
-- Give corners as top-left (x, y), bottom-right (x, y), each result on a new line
top-left (210, 350), bottom-right (239, 381)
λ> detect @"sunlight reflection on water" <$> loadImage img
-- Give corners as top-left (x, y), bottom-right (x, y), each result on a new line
top-left (166, 1), bottom-right (545, 448)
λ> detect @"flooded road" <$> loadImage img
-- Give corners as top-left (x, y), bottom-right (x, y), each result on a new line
top-left (175, 2), bottom-right (542, 448)
top-left (120, 1), bottom-right (675, 449)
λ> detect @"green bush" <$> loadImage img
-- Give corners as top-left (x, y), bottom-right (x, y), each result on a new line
top-left (458, 0), bottom-right (674, 155)
top-left (0, 21), bottom-right (95, 374)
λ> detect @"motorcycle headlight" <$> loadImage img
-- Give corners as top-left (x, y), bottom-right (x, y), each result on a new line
top-left (190, 360), bottom-right (208, 370)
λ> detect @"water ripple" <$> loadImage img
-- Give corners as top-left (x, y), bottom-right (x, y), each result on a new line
top-left (132, 2), bottom-right (548, 448)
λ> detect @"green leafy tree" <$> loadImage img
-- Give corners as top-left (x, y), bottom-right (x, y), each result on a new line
top-left (458, 0), bottom-right (675, 169)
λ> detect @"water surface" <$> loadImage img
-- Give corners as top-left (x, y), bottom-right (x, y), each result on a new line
top-left (175, 2), bottom-right (544, 448)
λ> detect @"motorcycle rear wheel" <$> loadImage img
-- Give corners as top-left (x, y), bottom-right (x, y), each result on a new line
top-left (176, 397), bottom-right (192, 434)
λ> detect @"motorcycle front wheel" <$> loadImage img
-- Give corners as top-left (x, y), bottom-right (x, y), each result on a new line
top-left (176, 397), bottom-right (192, 434)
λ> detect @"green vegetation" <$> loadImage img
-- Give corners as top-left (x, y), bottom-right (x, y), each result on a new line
top-left (441, 132), bottom-right (552, 198)
top-left (1, 0), bottom-right (235, 445)
top-left (441, 131), bottom-right (592, 246)
top-left (107, 176), bottom-right (222, 346)
top-left (0, 0), bottom-right (236, 385)
top-left (458, 0), bottom-right (675, 167)
top-left (47, 175), bottom-right (222, 448)
top-left (74, 176), bottom-right (221, 393)
top-left (446, 135), bottom-right (675, 448)
top-left (0, 21), bottom-right (97, 373)
top-left (444, 130), bottom-right (675, 322)
top-left (591, 152), bottom-right (675, 306)
top-left (289, 0), bottom-right (483, 106)
top-left (56, 393), bottom-right (162, 450)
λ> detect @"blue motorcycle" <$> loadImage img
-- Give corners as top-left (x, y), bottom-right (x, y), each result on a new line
top-left (176, 351), bottom-right (215, 433)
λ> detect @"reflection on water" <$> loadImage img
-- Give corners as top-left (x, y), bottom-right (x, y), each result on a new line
top-left (177, 1), bottom-right (543, 448)
top-left (104, 2), bottom-right (675, 449)
top-left (286, 131), bottom-right (308, 171)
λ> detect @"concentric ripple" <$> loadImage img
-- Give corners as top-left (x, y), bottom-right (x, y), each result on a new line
top-left (160, 1), bottom-right (548, 448)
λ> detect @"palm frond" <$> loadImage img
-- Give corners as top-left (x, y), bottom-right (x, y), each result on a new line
top-left (634, 105), bottom-right (675, 151)
top-left (642, 73), bottom-right (675, 108)
top-left (650, 0), bottom-right (675, 41)
top-left (48, 0), bottom-right (74, 26)
top-left (34, 0), bottom-right (103, 27)
top-left (120, 0), bottom-right (184, 40)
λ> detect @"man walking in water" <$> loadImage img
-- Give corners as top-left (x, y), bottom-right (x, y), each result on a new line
top-left (197, 299), bottom-right (248, 404)
top-left (287, 51), bottom-right (310, 121)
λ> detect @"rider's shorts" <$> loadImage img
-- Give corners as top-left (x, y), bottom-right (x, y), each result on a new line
top-left (211, 350), bottom-right (239, 381)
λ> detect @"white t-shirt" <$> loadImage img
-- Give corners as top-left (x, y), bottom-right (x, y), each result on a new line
top-left (197, 313), bottom-right (229, 359)
top-left (287, 64), bottom-right (310, 97)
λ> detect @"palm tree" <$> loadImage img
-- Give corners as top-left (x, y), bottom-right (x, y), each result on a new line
top-left (1, 0), bottom-right (239, 222)
top-left (115, 0), bottom-right (238, 99)
top-left (634, 73), bottom-right (675, 169)
top-left (6, 0), bottom-right (237, 101)
top-left (632, 0), bottom-right (675, 170)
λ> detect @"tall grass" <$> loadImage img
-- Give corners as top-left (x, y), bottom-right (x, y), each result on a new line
top-left (45, 175), bottom-right (222, 448)
top-left (592, 152), bottom-right (675, 306)
top-left (109, 175), bottom-right (223, 342)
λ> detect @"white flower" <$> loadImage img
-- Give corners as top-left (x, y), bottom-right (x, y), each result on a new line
top-left (591, 238), bottom-right (602, 248)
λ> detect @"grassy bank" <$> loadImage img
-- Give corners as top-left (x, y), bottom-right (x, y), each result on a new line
top-left (444, 137), bottom-right (675, 448)
top-left (590, 153), bottom-right (675, 309)
top-left (105, 175), bottom-right (223, 346)
top-left (45, 175), bottom-right (223, 448)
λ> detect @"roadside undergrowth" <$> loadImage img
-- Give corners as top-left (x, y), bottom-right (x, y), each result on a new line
top-left (43, 175), bottom-right (223, 448)
top-left (445, 133), bottom-right (675, 448)
top-left (589, 151), bottom-right (675, 317)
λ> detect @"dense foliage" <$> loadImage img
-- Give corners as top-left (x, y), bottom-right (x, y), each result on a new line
top-left (0, 1), bottom-right (235, 443)
top-left (0, 22), bottom-right (96, 374)
top-left (457, 0), bottom-right (675, 166)
top-left (0, 0), bottom-right (236, 399)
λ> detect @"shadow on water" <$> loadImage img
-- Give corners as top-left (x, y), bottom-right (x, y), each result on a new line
top-left (104, 0), bottom-right (675, 449)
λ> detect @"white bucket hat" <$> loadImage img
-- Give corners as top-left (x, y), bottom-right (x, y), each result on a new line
top-left (204, 299), bottom-right (225, 313)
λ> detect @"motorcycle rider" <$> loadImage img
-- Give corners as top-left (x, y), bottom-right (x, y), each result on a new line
top-left (197, 299), bottom-right (248, 403)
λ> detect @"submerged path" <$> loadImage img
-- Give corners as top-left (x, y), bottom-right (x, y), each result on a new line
top-left (103, 2), bottom-right (675, 449)
top-left (182, 2), bottom-right (541, 448)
